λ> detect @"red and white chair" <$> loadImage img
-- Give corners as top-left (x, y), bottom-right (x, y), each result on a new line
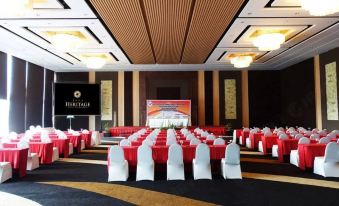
top-left (290, 137), bottom-right (310, 167)
top-left (108, 146), bottom-right (129, 181)
top-left (221, 143), bottom-right (242, 179)
top-left (272, 133), bottom-right (288, 157)
top-left (192, 143), bottom-right (212, 180)
top-left (167, 144), bottom-right (185, 180)
top-left (17, 141), bottom-right (39, 171)
top-left (313, 142), bottom-right (339, 177)
top-left (258, 131), bottom-right (272, 153)
top-left (136, 144), bottom-right (154, 181)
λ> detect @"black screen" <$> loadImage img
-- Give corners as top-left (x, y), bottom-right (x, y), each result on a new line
top-left (54, 83), bottom-right (100, 115)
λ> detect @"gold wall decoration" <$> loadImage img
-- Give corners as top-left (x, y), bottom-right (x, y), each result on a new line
top-left (101, 80), bottom-right (112, 121)
top-left (325, 62), bottom-right (338, 120)
top-left (224, 79), bottom-right (237, 119)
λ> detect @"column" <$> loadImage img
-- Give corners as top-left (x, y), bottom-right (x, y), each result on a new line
top-left (198, 71), bottom-right (205, 126)
top-left (213, 70), bottom-right (220, 125)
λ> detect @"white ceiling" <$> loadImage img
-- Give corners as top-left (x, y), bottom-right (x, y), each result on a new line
top-left (0, 0), bottom-right (339, 72)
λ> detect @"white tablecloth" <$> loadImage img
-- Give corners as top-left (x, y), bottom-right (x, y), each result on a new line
top-left (148, 118), bottom-right (189, 128)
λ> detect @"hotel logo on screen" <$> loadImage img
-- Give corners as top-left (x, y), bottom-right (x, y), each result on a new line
top-left (64, 90), bottom-right (91, 109)
top-left (54, 83), bottom-right (100, 115)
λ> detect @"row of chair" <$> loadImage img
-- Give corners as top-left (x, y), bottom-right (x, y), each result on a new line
top-left (108, 143), bottom-right (242, 181)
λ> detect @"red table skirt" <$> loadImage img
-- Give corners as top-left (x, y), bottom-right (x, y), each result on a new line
top-left (120, 145), bottom-right (227, 167)
top-left (52, 139), bottom-right (70, 158)
top-left (29, 142), bottom-right (53, 164)
top-left (298, 144), bottom-right (326, 170)
top-left (0, 148), bottom-right (28, 177)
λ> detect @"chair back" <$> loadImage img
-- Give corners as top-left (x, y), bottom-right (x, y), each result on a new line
top-left (310, 134), bottom-right (320, 140)
top-left (195, 143), bottom-right (210, 163)
top-left (168, 144), bottom-right (183, 165)
top-left (319, 136), bottom-right (331, 144)
top-left (137, 144), bottom-right (153, 164)
top-left (109, 146), bottom-right (125, 164)
top-left (304, 131), bottom-right (312, 136)
top-left (225, 143), bottom-right (240, 165)
top-left (294, 134), bottom-right (303, 139)
top-left (298, 137), bottom-right (310, 144)
top-left (206, 134), bottom-right (216, 140)
top-left (142, 138), bottom-right (154, 146)
top-left (166, 137), bottom-right (177, 146)
top-left (264, 131), bottom-right (272, 137)
top-left (279, 133), bottom-right (288, 140)
top-left (190, 138), bottom-right (201, 145)
top-left (326, 133), bottom-right (336, 139)
top-left (213, 138), bottom-right (225, 145)
top-left (186, 134), bottom-right (195, 140)
top-left (312, 128), bottom-right (319, 133)
top-left (324, 142), bottom-right (339, 163)
top-left (277, 131), bottom-right (285, 136)
top-left (119, 139), bottom-right (131, 147)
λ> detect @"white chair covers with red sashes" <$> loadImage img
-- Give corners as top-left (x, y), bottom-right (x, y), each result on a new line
top-left (221, 143), bottom-right (242, 179)
top-left (272, 133), bottom-right (288, 157)
top-left (167, 143), bottom-right (185, 180)
top-left (119, 139), bottom-right (131, 147)
top-left (313, 142), bottom-right (339, 177)
top-left (91, 131), bottom-right (101, 146)
top-left (18, 140), bottom-right (39, 171)
top-left (290, 137), bottom-right (311, 167)
top-left (192, 143), bottom-right (212, 180)
top-left (136, 144), bottom-right (154, 181)
top-left (108, 146), bottom-right (129, 181)
top-left (258, 131), bottom-right (273, 153)
top-left (142, 138), bottom-right (154, 146)
top-left (239, 128), bottom-right (249, 145)
top-left (0, 162), bottom-right (12, 184)
top-left (213, 138), bottom-right (225, 145)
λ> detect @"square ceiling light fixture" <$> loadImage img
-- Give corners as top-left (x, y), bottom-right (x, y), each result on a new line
top-left (30, 27), bottom-right (98, 52)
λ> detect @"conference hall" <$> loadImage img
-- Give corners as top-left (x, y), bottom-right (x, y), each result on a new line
top-left (0, 0), bottom-right (339, 205)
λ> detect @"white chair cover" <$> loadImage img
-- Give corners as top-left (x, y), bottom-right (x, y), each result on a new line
top-left (192, 143), bottom-right (211, 180)
top-left (119, 139), bottom-right (131, 147)
top-left (167, 144), bottom-right (185, 180)
top-left (314, 142), bottom-right (339, 177)
top-left (213, 138), bottom-right (225, 145)
top-left (166, 137), bottom-right (177, 146)
top-left (108, 146), bottom-right (129, 181)
top-left (142, 138), bottom-right (154, 146)
top-left (221, 143), bottom-right (242, 179)
top-left (279, 133), bottom-right (288, 139)
top-left (190, 138), bottom-right (201, 145)
top-left (225, 143), bottom-right (240, 165)
top-left (186, 134), bottom-right (195, 141)
top-left (310, 134), bottom-right (320, 140)
top-left (318, 136), bottom-right (331, 144)
top-left (298, 137), bottom-right (310, 144)
top-left (294, 134), bottom-right (303, 139)
top-left (206, 134), bottom-right (216, 140)
top-left (136, 144), bottom-right (154, 181)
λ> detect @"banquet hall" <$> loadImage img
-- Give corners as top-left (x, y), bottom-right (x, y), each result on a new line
top-left (0, 0), bottom-right (339, 205)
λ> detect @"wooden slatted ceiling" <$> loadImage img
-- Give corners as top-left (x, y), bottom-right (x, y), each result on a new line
top-left (90, 0), bottom-right (155, 64)
top-left (182, 0), bottom-right (245, 64)
top-left (143, 0), bottom-right (192, 64)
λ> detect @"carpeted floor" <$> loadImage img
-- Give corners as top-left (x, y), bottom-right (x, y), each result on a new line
top-left (0, 142), bottom-right (338, 206)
